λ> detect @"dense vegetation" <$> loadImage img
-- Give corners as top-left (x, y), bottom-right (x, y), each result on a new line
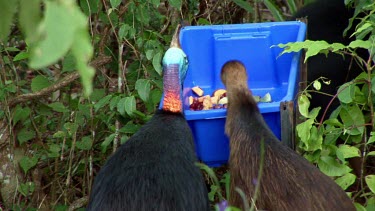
top-left (0, 0), bottom-right (373, 210)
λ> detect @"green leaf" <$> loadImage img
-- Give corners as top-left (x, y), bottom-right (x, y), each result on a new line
top-left (339, 104), bottom-right (365, 136)
top-left (94, 95), bottom-right (112, 112)
top-left (263, 0), bottom-right (283, 21)
top-left (110, 0), bottom-right (121, 8)
top-left (48, 143), bottom-right (61, 158)
top-left (30, 1), bottom-right (79, 68)
top-left (308, 107), bottom-right (321, 120)
top-left (17, 128), bottom-right (36, 145)
top-left (336, 145), bottom-right (360, 161)
top-left (31, 75), bottom-right (51, 92)
top-left (19, 156), bottom-right (38, 174)
top-left (298, 95), bottom-right (310, 118)
top-left (313, 80), bottom-right (321, 90)
top-left (0, 0), bottom-right (19, 41)
top-left (367, 151), bottom-right (375, 157)
top-left (119, 121), bottom-right (141, 134)
top-left (101, 133), bottom-right (115, 153)
top-left (371, 76), bottom-right (375, 94)
top-left (18, 182), bottom-right (35, 197)
top-left (348, 40), bottom-right (372, 49)
top-left (304, 40), bottom-right (331, 62)
top-left (146, 49), bottom-right (154, 60)
top-left (76, 136), bottom-right (93, 150)
top-left (168, 0), bottom-right (182, 9)
top-left (48, 102), bottom-right (69, 113)
top-left (64, 122), bottom-right (79, 135)
top-left (338, 82), bottom-right (355, 104)
top-left (13, 105), bottom-right (31, 126)
top-left (53, 131), bottom-right (66, 138)
top-left (366, 175), bottom-right (375, 194)
top-left (125, 96), bottom-right (137, 116)
top-left (296, 119), bottom-right (314, 145)
top-left (232, 0), bottom-right (254, 13)
top-left (19, 0), bottom-right (41, 43)
top-left (62, 53), bottom-right (76, 73)
top-left (318, 156), bottom-right (352, 177)
top-left (13, 51), bottom-right (30, 62)
top-left (335, 173), bottom-right (356, 190)
top-left (71, 18), bottom-right (95, 97)
top-left (152, 51), bottom-right (163, 75)
top-left (29, 1), bottom-right (94, 96)
top-left (109, 95), bottom-right (121, 110)
top-left (118, 24), bottom-right (130, 39)
top-left (305, 126), bottom-right (323, 151)
top-left (354, 203), bottom-right (366, 211)
top-left (135, 79), bottom-right (151, 102)
top-left (151, 89), bottom-right (162, 105)
top-left (368, 132), bottom-right (375, 144)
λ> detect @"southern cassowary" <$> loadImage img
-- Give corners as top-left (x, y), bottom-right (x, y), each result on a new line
top-left (86, 26), bottom-right (209, 211)
top-left (291, 0), bottom-right (366, 119)
top-left (221, 60), bottom-right (355, 211)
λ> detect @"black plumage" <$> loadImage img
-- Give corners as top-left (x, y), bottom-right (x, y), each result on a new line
top-left (291, 0), bottom-right (366, 119)
top-left (87, 111), bottom-right (209, 211)
top-left (87, 25), bottom-right (209, 211)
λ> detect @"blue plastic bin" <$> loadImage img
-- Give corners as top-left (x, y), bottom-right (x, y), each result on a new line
top-left (180, 21), bottom-right (306, 167)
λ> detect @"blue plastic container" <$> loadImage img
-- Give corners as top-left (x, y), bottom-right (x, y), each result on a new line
top-left (180, 21), bottom-right (306, 167)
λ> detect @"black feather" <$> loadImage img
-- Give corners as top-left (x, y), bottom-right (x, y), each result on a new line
top-left (87, 110), bottom-right (209, 211)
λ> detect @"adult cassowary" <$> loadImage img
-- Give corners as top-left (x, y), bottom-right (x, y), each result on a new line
top-left (292, 0), bottom-right (366, 119)
top-left (86, 26), bottom-right (209, 211)
top-left (221, 60), bottom-right (355, 211)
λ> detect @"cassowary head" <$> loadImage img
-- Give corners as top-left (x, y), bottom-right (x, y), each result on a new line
top-left (160, 24), bottom-right (189, 113)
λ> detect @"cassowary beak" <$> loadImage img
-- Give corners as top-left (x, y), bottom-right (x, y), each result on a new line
top-left (170, 24), bottom-right (182, 49)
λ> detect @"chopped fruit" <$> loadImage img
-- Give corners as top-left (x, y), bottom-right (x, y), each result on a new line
top-left (218, 97), bottom-right (228, 105)
top-left (188, 87), bottom-right (271, 111)
top-left (253, 95), bottom-right (261, 102)
top-left (260, 92), bottom-right (272, 103)
top-left (189, 96), bottom-right (194, 105)
top-left (211, 96), bottom-right (219, 104)
top-left (198, 96), bottom-right (205, 102)
top-left (202, 95), bottom-right (213, 110)
top-left (192, 86), bottom-right (204, 96)
top-left (212, 89), bottom-right (227, 99)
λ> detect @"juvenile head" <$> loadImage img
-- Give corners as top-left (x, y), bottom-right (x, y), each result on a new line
top-left (159, 47), bottom-right (189, 113)
top-left (221, 60), bottom-right (248, 90)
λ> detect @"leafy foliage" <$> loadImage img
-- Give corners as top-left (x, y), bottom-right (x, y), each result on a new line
top-left (0, 0), bottom-right (373, 210)
top-left (279, 0), bottom-right (375, 209)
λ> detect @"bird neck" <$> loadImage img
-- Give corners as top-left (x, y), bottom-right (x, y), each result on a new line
top-left (162, 64), bottom-right (183, 113)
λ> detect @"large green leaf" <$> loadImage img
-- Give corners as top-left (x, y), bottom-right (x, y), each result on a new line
top-left (19, 156), bottom-right (38, 174)
top-left (318, 156), bottom-right (352, 177)
top-left (135, 79), bottom-right (151, 102)
top-left (19, 0), bottom-right (41, 43)
top-left (17, 128), bottom-right (36, 145)
top-left (338, 82), bottom-right (355, 104)
top-left (0, 0), bottom-right (19, 41)
top-left (339, 104), bottom-right (365, 136)
top-left (31, 75), bottom-right (51, 92)
top-left (335, 173), bottom-right (356, 190)
top-left (366, 175), bottom-right (375, 194)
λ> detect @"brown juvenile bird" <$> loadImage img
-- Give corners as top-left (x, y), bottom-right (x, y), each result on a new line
top-left (221, 60), bottom-right (355, 211)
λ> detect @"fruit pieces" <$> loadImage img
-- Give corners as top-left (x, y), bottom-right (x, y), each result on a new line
top-left (212, 89), bottom-right (226, 100)
top-left (189, 89), bottom-right (227, 111)
top-left (192, 86), bottom-right (204, 96)
top-left (188, 86), bottom-right (272, 111)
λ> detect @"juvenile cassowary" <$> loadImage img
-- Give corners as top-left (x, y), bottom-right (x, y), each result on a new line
top-left (221, 60), bottom-right (355, 211)
top-left (86, 26), bottom-right (209, 211)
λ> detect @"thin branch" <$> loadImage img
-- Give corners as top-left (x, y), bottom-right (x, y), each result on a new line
top-left (5, 56), bottom-right (112, 108)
